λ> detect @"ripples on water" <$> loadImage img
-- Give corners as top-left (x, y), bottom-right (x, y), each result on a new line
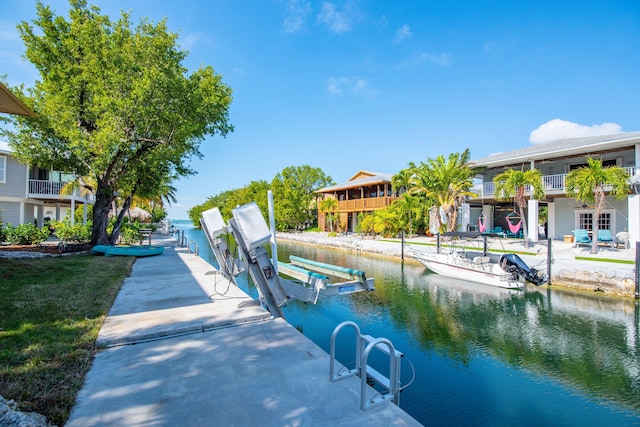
top-left (177, 224), bottom-right (640, 426)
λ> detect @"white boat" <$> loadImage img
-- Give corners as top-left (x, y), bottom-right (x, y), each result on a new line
top-left (410, 232), bottom-right (548, 289)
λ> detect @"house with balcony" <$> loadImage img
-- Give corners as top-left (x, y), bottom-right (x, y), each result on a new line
top-left (0, 141), bottom-right (93, 227)
top-left (316, 170), bottom-right (399, 232)
top-left (464, 131), bottom-right (640, 246)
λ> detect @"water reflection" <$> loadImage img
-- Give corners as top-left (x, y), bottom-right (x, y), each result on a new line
top-left (275, 240), bottom-right (640, 424)
top-left (178, 224), bottom-right (640, 425)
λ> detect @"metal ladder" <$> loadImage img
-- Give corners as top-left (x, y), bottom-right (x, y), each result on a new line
top-left (329, 321), bottom-right (403, 410)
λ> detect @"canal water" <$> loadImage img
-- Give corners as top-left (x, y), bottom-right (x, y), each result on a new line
top-left (175, 221), bottom-right (640, 426)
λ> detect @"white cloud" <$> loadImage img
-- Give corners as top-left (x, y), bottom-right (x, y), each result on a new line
top-left (400, 52), bottom-right (452, 68)
top-left (283, 0), bottom-right (312, 33)
top-left (394, 24), bottom-right (412, 43)
top-left (529, 119), bottom-right (624, 144)
top-left (317, 1), bottom-right (360, 34)
top-left (179, 32), bottom-right (209, 50)
top-left (327, 76), bottom-right (378, 97)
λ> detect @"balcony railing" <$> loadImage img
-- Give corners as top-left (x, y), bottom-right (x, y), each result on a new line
top-left (338, 196), bottom-right (398, 211)
top-left (28, 179), bottom-right (94, 203)
top-left (473, 167), bottom-right (636, 199)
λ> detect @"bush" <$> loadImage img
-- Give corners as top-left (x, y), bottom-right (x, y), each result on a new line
top-left (4, 223), bottom-right (50, 245)
top-left (53, 221), bottom-right (92, 243)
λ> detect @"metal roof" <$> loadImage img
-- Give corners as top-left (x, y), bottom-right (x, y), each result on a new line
top-left (472, 132), bottom-right (640, 168)
top-left (317, 171), bottom-right (393, 193)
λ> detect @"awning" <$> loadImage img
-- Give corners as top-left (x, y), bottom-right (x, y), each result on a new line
top-left (0, 82), bottom-right (35, 117)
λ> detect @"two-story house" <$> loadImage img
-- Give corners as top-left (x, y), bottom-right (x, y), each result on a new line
top-left (465, 132), bottom-right (640, 246)
top-left (316, 170), bottom-right (399, 232)
top-left (0, 141), bottom-right (93, 227)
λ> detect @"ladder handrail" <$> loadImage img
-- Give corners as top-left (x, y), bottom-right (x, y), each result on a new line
top-left (360, 337), bottom-right (399, 410)
top-left (330, 321), bottom-right (361, 382)
top-left (329, 321), bottom-right (403, 411)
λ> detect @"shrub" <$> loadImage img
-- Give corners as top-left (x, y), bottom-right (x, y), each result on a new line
top-left (4, 223), bottom-right (50, 245)
top-left (53, 221), bottom-right (92, 243)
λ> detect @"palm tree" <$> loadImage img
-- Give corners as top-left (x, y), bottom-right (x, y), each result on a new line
top-left (408, 149), bottom-right (477, 232)
top-left (319, 197), bottom-right (338, 232)
top-left (392, 192), bottom-right (420, 237)
top-left (565, 157), bottom-right (629, 254)
top-left (493, 168), bottom-right (544, 248)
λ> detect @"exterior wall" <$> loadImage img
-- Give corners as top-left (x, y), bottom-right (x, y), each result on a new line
top-left (0, 155), bottom-right (27, 198)
top-left (551, 196), bottom-right (629, 239)
top-left (0, 202), bottom-right (21, 226)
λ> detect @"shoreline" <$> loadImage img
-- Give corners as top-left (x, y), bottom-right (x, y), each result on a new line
top-left (276, 231), bottom-right (638, 298)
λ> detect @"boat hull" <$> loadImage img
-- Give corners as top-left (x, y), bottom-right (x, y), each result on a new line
top-left (412, 252), bottom-right (524, 289)
top-left (91, 245), bottom-right (165, 257)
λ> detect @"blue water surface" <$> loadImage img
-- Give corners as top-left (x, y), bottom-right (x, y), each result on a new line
top-left (174, 222), bottom-right (640, 427)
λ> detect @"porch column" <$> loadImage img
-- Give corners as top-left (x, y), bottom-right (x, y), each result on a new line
top-left (460, 203), bottom-right (470, 232)
top-left (55, 202), bottom-right (61, 221)
top-left (547, 202), bottom-right (556, 240)
top-left (83, 195), bottom-right (88, 225)
top-left (527, 199), bottom-right (539, 243)
top-left (629, 194), bottom-right (640, 247)
top-left (635, 144), bottom-right (640, 171)
top-left (71, 198), bottom-right (76, 225)
top-left (482, 205), bottom-right (493, 231)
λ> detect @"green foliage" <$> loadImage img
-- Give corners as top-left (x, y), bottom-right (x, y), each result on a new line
top-left (5, 1), bottom-right (233, 245)
top-left (271, 165), bottom-right (333, 231)
top-left (356, 208), bottom-right (402, 238)
top-left (188, 180), bottom-right (271, 226)
top-left (3, 223), bottom-right (50, 245)
top-left (188, 165), bottom-right (333, 232)
top-left (108, 217), bottom-right (143, 245)
top-left (401, 149), bottom-right (477, 233)
top-left (52, 221), bottom-right (92, 244)
top-left (493, 167), bottom-right (545, 248)
top-left (149, 207), bottom-right (168, 223)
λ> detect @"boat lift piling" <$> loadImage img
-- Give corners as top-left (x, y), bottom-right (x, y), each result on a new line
top-left (200, 202), bottom-right (376, 318)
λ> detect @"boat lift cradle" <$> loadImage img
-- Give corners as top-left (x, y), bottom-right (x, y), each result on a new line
top-left (200, 203), bottom-right (375, 318)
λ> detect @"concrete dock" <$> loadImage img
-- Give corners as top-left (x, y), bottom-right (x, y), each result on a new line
top-left (66, 239), bottom-right (421, 426)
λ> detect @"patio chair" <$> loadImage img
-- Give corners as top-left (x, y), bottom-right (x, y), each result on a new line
top-left (614, 231), bottom-right (630, 249)
top-left (596, 229), bottom-right (614, 247)
top-left (572, 229), bottom-right (592, 247)
top-left (492, 225), bottom-right (506, 237)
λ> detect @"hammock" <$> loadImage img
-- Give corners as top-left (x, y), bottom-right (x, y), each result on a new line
top-left (506, 212), bottom-right (522, 234)
top-left (478, 213), bottom-right (487, 232)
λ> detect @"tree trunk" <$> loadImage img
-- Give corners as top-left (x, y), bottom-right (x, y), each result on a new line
top-left (516, 187), bottom-right (529, 248)
top-left (109, 195), bottom-right (133, 245)
top-left (591, 187), bottom-right (605, 254)
top-left (91, 185), bottom-right (114, 245)
top-left (519, 203), bottom-right (529, 249)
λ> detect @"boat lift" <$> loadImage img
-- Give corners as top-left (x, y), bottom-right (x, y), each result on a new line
top-left (200, 203), bottom-right (375, 318)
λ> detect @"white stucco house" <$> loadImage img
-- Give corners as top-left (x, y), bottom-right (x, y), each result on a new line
top-left (0, 141), bottom-right (93, 227)
top-left (461, 132), bottom-right (640, 247)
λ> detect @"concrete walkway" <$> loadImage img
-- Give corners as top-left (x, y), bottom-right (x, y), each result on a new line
top-left (66, 236), bottom-right (421, 426)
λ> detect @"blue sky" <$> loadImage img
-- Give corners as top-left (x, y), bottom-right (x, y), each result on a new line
top-left (2, 1), bottom-right (639, 219)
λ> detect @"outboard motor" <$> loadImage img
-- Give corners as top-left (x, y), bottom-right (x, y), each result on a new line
top-left (499, 254), bottom-right (548, 286)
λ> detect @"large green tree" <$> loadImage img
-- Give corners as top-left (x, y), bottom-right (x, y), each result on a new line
top-left (492, 168), bottom-right (544, 248)
top-left (565, 157), bottom-right (629, 254)
top-left (4, 1), bottom-right (233, 245)
top-left (270, 165), bottom-right (333, 231)
top-left (407, 149), bottom-right (477, 233)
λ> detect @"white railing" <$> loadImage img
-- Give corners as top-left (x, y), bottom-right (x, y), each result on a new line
top-left (28, 179), bottom-right (94, 203)
top-left (29, 179), bottom-right (65, 195)
top-left (473, 166), bottom-right (637, 199)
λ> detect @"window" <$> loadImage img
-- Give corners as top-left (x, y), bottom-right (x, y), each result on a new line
top-left (576, 210), bottom-right (613, 231)
top-left (0, 155), bottom-right (6, 183)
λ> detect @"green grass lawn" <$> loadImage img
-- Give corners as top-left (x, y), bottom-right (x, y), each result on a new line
top-left (0, 254), bottom-right (134, 426)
